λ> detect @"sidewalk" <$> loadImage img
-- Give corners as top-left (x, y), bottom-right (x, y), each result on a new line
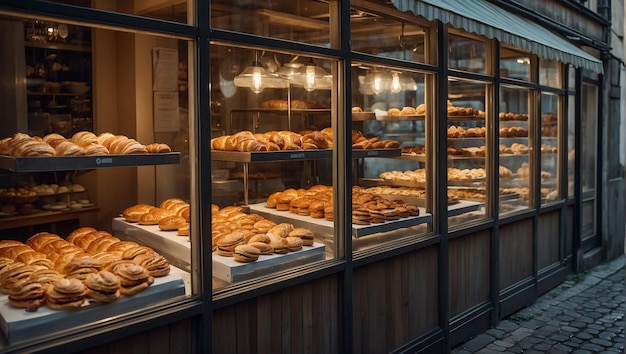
top-left (452, 255), bottom-right (625, 353)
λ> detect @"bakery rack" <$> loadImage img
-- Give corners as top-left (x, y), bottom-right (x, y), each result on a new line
top-left (212, 148), bottom-right (401, 204)
top-left (0, 153), bottom-right (181, 172)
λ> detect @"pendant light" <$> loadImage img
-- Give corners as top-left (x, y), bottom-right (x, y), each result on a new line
top-left (292, 58), bottom-right (332, 91)
top-left (234, 51), bottom-right (287, 93)
top-left (364, 69), bottom-right (391, 95)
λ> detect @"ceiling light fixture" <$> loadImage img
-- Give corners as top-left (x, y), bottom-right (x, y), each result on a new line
top-left (234, 51), bottom-right (287, 93)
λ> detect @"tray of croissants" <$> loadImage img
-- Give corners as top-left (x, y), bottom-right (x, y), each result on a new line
top-left (0, 227), bottom-right (181, 314)
top-left (0, 131), bottom-right (178, 172)
top-left (210, 128), bottom-right (400, 162)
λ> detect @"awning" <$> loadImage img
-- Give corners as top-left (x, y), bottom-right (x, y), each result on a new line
top-left (390, 0), bottom-right (604, 74)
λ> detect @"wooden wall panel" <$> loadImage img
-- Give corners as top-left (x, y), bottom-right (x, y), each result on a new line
top-left (448, 230), bottom-right (491, 317)
top-left (537, 210), bottom-right (560, 269)
top-left (79, 318), bottom-right (196, 354)
top-left (499, 219), bottom-right (534, 289)
top-left (213, 275), bottom-right (339, 354)
top-left (352, 246), bottom-right (439, 354)
top-left (566, 206), bottom-right (573, 257)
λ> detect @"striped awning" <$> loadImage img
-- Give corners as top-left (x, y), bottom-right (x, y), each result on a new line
top-left (390, 0), bottom-right (604, 73)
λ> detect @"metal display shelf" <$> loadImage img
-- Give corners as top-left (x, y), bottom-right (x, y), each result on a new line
top-left (376, 114), bottom-right (425, 121)
top-left (395, 153), bottom-right (426, 162)
top-left (211, 149), bottom-right (332, 163)
top-left (248, 202), bottom-right (432, 238)
top-left (447, 115), bottom-right (485, 121)
top-left (212, 148), bottom-right (400, 163)
top-left (0, 153), bottom-right (181, 172)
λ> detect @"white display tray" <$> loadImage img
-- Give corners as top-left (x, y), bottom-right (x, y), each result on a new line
top-left (112, 217), bottom-right (191, 272)
top-left (247, 203), bottom-right (433, 238)
top-left (0, 268), bottom-right (186, 343)
top-left (212, 243), bottom-right (325, 283)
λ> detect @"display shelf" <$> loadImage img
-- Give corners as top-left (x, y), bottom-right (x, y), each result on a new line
top-left (352, 112), bottom-right (376, 121)
top-left (211, 149), bottom-right (331, 163)
top-left (211, 148), bottom-right (400, 163)
top-left (395, 153), bottom-right (426, 162)
top-left (0, 153), bottom-right (180, 172)
top-left (247, 202), bottom-right (432, 238)
top-left (112, 217), bottom-right (191, 272)
top-left (359, 177), bottom-right (426, 189)
top-left (0, 207), bottom-right (98, 230)
top-left (448, 200), bottom-right (483, 216)
top-left (376, 114), bottom-right (425, 121)
top-left (447, 115), bottom-right (485, 121)
top-left (231, 108), bottom-right (331, 114)
top-left (0, 267), bottom-right (186, 343)
top-left (212, 243), bottom-right (325, 283)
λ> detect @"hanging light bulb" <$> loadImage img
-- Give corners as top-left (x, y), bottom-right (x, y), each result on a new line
top-left (234, 51), bottom-right (288, 94)
top-left (293, 58), bottom-right (332, 91)
top-left (390, 72), bottom-right (402, 94)
top-left (251, 66), bottom-right (264, 93)
top-left (364, 69), bottom-right (391, 95)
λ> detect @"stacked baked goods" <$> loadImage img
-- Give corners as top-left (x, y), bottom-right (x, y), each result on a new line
top-left (401, 145), bottom-right (426, 155)
top-left (211, 128), bottom-right (399, 152)
top-left (499, 112), bottom-right (528, 121)
top-left (211, 205), bottom-right (316, 262)
top-left (447, 125), bottom-right (486, 138)
top-left (380, 167), bottom-right (487, 183)
top-left (260, 99), bottom-right (325, 109)
top-left (265, 185), bottom-right (419, 225)
top-left (499, 126), bottom-right (528, 137)
top-left (516, 163), bottom-right (552, 180)
top-left (0, 228), bottom-right (171, 311)
top-left (122, 198), bottom-right (190, 236)
top-left (0, 131), bottom-right (172, 157)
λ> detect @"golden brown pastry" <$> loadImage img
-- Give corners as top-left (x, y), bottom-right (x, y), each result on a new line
top-left (83, 143), bottom-right (109, 155)
top-left (46, 278), bottom-right (85, 310)
top-left (158, 215), bottom-right (187, 231)
top-left (266, 223), bottom-right (294, 238)
top-left (26, 232), bottom-right (63, 251)
top-left (145, 143), bottom-right (172, 153)
top-left (211, 135), bottom-right (230, 150)
top-left (138, 208), bottom-right (174, 225)
top-left (85, 270), bottom-right (120, 303)
top-left (13, 140), bottom-right (56, 157)
top-left (54, 141), bottom-right (85, 156)
top-left (132, 254), bottom-right (170, 277)
top-left (7, 280), bottom-right (45, 311)
top-left (28, 269), bottom-right (63, 291)
top-left (71, 131), bottom-right (98, 146)
top-left (177, 223), bottom-right (190, 236)
top-left (122, 204), bottom-right (155, 223)
top-left (96, 132), bottom-right (117, 148)
top-left (387, 108), bottom-right (401, 116)
top-left (121, 245), bottom-right (154, 260)
top-left (400, 106), bottom-right (416, 115)
top-left (114, 263), bottom-right (153, 296)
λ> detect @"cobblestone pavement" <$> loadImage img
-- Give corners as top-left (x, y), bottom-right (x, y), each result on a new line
top-left (452, 255), bottom-right (625, 353)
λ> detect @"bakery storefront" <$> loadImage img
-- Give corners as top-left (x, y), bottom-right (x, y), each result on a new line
top-left (0, 0), bottom-right (609, 353)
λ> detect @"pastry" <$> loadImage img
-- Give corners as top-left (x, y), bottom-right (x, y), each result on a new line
top-left (0, 263), bottom-right (33, 293)
top-left (145, 143), bottom-right (171, 153)
top-left (122, 204), bottom-right (155, 223)
top-left (121, 246), bottom-right (154, 260)
top-left (7, 280), bottom-right (46, 311)
top-left (63, 257), bottom-right (103, 283)
top-left (233, 244), bottom-right (261, 263)
top-left (387, 108), bottom-right (401, 116)
top-left (288, 228), bottom-right (315, 246)
top-left (85, 270), bottom-right (120, 303)
top-left (71, 131), bottom-right (98, 146)
top-left (28, 269), bottom-right (63, 291)
top-left (26, 232), bottom-right (63, 251)
top-left (247, 241), bottom-right (273, 255)
top-left (96, 132), bottom-right (117, 148)
top-left (285, 236), bottom-right (303, 252)
top-left (114, 263), bottom-right (153, 296)
top-left (266, 223), bottom-right (294, 238)
top-left (268, 236), bottom-right (288, 254)
top-left (138, 208), bottom-right (173, 225)
top-left (158, 215), bottom-right (187, 231)
top-left (54, 141), bottom-right (85, 156)
top-left (177, 223), bottom-right (190, 236)
top-left (216, 232), bottom-right (245, 257)
top-left (400, 106), bottom-right (416, 115)
top-left (132, 254), bottom-right (170, 277)
top-left (66, 227), bottom-right (98, 243)
top-left (83, 143), bottom-right (109, 155)
top-left (45, 278), bottom-right (85, 310)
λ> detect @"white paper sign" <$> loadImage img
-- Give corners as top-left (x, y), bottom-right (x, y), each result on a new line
top-left (152, 47), bottom-right (178, 92)
top-left (154, 92), bottom-right (179, 132)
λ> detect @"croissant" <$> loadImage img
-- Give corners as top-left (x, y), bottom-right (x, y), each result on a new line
top-left (42, 133), bottom-right (66, 145)
top-left (211, 135), bottom-right (229, 150)
top-left (54, 141), bottom-right (85, 156)
top-left (96, 132), bottom-right (117, 148)
top-left (145, 143), bottom-right (171, 153)
top-left (83, 143), bottom-right (110, 155)
top-left (14, 141), bottom-right (56, 157)
top-left (302, 131), bottom-right (329, 149)
top-left (238, 140), bottom-right (267, 152)
top-left (71, 131), bottom-right (98, 146)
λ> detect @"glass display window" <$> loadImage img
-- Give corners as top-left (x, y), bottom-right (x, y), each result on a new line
top-left (567, 94), bottom-right (575, 198)
top-left (449, 33), bottom-right (486, 74)
top-left (446, 79), bottom-right (489, 226)
top-left (581, 83), bottom-right (597, 196)
top-left (351, 64), bottom-right (432, 250)
top-left (500, 46), bottom-right (530, 81)
top-left (0, 13), bottom-right (194, 344)
top-left (540, 92), bottom-right (561, 204)
top-left (211, 0), bottom-right (332, 48)
top-left (350, 10), bottom-right (428, 64)
top-left (539, 59), bottom-right (562, 88)
top-left (49, 0), bottom-right (192, 24)
top-left (499, 85), bottom-right (531, 215)
top-left (209, 43), bottom-right (339, 288)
